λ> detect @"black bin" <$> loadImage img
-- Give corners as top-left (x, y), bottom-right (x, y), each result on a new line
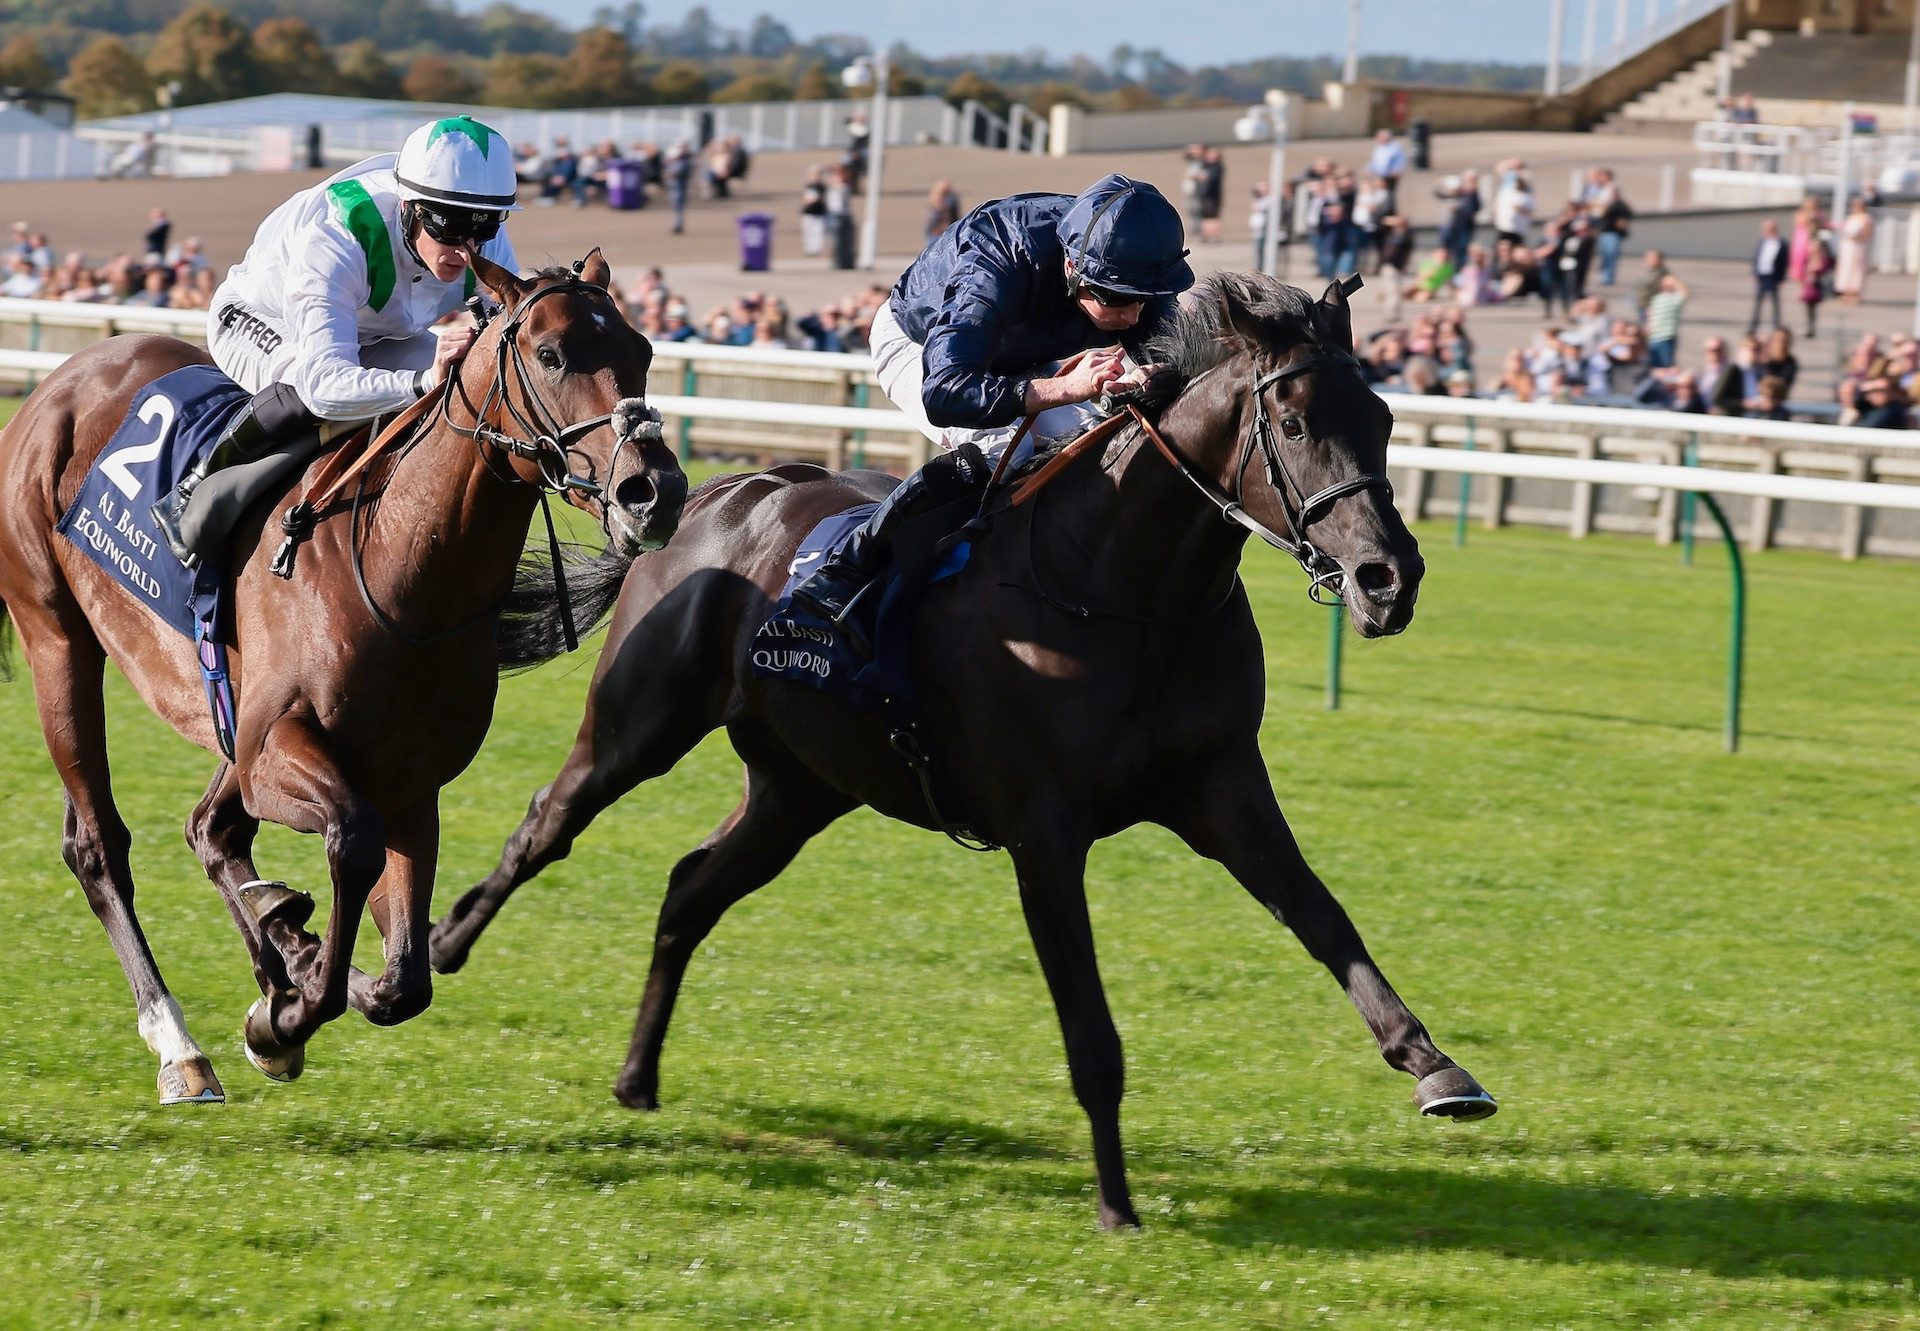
top-left (1409, 118), bottom-right (1432, 171)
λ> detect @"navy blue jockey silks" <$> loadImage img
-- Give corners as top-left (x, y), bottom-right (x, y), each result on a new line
top-left (750, 504), bottom-right (970, 709)
top-left (886, 191), bottom-right (1180, 430)
top-left (56, 364), bottom-right (251, 757)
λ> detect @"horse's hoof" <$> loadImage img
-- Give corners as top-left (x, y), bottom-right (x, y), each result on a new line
top-left (238, 880), bottom-right (314, 932)
top-left (1098, 1203), bottom-right (1143, 1231)
top-left (157, 1056), bottom-right (224, 1106)
top-left (242, 997), bottom-right (306, 1083)
top-left (612, 1080), bottom-right (659, 1112)
top-left (426, 924), bottom-right (468, 975)
top-left (1416, 1066), bottom-right (1498, 1120)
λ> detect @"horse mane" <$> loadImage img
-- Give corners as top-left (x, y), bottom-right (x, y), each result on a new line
top-left (1142, 272), bottom-right (1324, 380)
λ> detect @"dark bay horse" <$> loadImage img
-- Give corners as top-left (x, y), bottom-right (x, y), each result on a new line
top-left (0, 251), bottom-right (685, 1105)
top-left (430, 273), bottom-right (1495, 1228)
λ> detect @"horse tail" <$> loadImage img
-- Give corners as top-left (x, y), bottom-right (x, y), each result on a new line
top-left (495, 542), bottom-right (636, 672)
top-left (0, 594), bottom-right (13, 683)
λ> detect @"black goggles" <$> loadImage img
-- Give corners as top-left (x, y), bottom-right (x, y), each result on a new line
top-left (413, 202), bottom-right (505, 247)
top-left (1077, 278), bottom-right (1145, 308)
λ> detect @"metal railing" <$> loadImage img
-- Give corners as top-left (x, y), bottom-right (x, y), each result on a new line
top-left (1563, 0), bottom-right (1729, 94)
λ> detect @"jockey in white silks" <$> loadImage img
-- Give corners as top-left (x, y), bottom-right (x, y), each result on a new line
top-left (789, 172), bottom-right (1196, 628)
top-left (153, 114), bottom-right (522, 566)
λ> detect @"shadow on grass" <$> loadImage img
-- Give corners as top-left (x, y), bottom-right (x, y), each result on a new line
top-left (1183, 1163), bottom-right (1920, 1284)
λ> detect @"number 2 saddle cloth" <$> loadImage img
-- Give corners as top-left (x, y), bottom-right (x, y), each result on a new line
top-left (56, 364), bottom-right (253, 757)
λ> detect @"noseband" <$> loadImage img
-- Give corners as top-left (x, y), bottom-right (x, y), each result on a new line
top-left (1135, 348), bottom-right (1393, 605)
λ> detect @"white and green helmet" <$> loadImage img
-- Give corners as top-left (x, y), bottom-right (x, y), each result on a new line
top-left (394, 115), bottom-right (520, 212)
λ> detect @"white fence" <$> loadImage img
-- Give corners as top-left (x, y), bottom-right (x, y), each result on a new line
top-left (3, 303), bottom-right (1917, 557)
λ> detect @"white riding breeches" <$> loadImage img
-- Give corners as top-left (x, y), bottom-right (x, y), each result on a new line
top-left (867, 301), bottom-right (1113, 461)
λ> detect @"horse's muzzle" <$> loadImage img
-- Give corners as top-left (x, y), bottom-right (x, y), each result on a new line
top-left (1345, 551), bottom-right (1424, 637)
top-left (611, 466), bottom-right (686, 555)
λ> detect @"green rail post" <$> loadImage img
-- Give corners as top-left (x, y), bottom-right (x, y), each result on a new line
top-left (1694, 491), bottom-right (1745, 754)
top-left (1680, 433), bottom-right (1699, 566)
top-left (1325, 600), bottom-right (1344, 710)
top-left (676, 361), bottom-right (696, 463)
top-left (1454, 417), bottom-right (1475, 547)
top-left (27, 314), bottom-right (40, 351)
top-left (851, 380), bottom-right (869, 469)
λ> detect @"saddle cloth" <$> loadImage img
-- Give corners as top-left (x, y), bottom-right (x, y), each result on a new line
top-left (749, 501), bottom-right (972, 709)
top-left (54, 364), bottom-right (255, 757)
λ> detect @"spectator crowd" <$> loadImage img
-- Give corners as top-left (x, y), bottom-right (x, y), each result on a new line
top-left (4, 210), bottom-right (215, 311)
top-left (1253, 130), bottom-right (1910, 429)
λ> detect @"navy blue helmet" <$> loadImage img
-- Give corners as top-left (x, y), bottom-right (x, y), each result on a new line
top-left (1057, 173), bottom-right (1194, 299)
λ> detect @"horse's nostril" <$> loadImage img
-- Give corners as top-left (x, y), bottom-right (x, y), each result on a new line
top-left (615, 474), bottom-right (656, 513)
top-left (1355, 561), bottom-right (1399, 597)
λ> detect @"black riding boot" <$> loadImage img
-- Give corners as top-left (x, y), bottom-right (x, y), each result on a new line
top-left (789, 442), bottom-right (992, 628)
top-left (151, 382), bottom-right (316, 567)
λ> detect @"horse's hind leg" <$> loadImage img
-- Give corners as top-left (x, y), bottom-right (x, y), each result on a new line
top-left (430, 657), bottom-right (719, 975)
top-left (21, 615), bottom-right (221, 1105)
top-left (613, 760), bottom-right (852, 1111)
top-left (1168, 751), bottom-right (1497, 1120)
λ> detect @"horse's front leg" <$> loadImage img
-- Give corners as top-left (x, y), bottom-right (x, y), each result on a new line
top-left (235, 718), bottom-right (386, 1079)
top-left (361, 801), bottom-right (438, 1027)
top-left (1165, 749), bottom-right (1497, 1119)
top-left (1009, 831), bottom-right (1140, 1230)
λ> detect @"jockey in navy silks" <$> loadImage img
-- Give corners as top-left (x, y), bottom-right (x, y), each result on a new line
top-left (790, 172), bottom-right (1196, 624)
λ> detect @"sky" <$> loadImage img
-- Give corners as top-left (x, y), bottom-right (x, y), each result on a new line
top-left (451, 0), bottom-right (1564, 68)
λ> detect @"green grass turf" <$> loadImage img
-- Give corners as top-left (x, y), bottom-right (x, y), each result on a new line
top-left (1, 468), bottom-right (1916, 1326)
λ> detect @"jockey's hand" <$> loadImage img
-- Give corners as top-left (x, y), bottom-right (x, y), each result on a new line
top-left (423, 324), bottom-right (477, 393)
top-left (1027, 346), bottom-right (1130, 412)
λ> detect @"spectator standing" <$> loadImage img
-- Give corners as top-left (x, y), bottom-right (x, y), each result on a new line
top-left (1748, 218), bottom-right (1787, 332)
top-left (1786, 196), bottom-right (1823, 288)
top-left (825, 162), bottom-right (856, 269)
top-left (1181, 144), bottom-right (1207, 236)
top-left (1375, 213), bottom-right (1411, 321)
top-left (1197, 147), bottom-right (1225, 245)
top-left (925, 179), bottom-right (961, 242)
top-left (1833, 196), bottom-right (1872, 303)
top-left (799, 166), bottom-right (828, 256)
top-left (665, 142), bottom-right (693, 234)
top-left (1585, 167), bottom-right (1632, 287)
top-left (1492, 160), bottom-right (1533, 249)
top-left (1635, 248), bottom-right (1670, 319)
top-left (143, 208), bottom-right (170, 262)
top-left (843, 113), bottom-right (869, 193)
top-left (1798, 226), bottom-right (1833, 337)
top-left (1366, 129), bottom-right (1406, 210)
top-left (1644, 272), bottom-right (1688, 368)
top-left (1352, 173), bottom-right (1390, 269)
top-left (1439, 169), bottom-right (1480, 271)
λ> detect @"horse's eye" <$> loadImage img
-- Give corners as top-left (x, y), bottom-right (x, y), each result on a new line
top-left (1280, 416), bottom-right (1305, 439)
top-left (537, 345), bottom-right (561, 371)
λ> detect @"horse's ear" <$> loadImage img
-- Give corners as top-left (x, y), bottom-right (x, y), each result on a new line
top-left (471, 253), bottom-right (528, 310)
top-left (1214, 274), bottom-right (1264, 347)
top-left (574, 247), bottom-right (610, 289)
top-left (1318, 275), bottom-right (1359, 353)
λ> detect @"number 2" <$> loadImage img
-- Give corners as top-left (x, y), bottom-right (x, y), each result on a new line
top-left (100, 395), bottom-right (179, 499)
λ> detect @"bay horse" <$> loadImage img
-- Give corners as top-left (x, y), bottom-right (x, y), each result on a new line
top-left (0, 251), bottom-right (685, 1105)
top-left (430, 273), bottom-right (1495, 1229)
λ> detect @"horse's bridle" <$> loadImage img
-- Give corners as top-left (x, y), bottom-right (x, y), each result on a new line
top-left (1134, 346), bottom-right (1393, 605)
top-left (440, 275), bottom-right (659, 506)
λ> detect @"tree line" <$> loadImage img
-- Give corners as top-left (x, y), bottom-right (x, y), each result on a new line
top-left (0, 0), bottom-right (1544, 122)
